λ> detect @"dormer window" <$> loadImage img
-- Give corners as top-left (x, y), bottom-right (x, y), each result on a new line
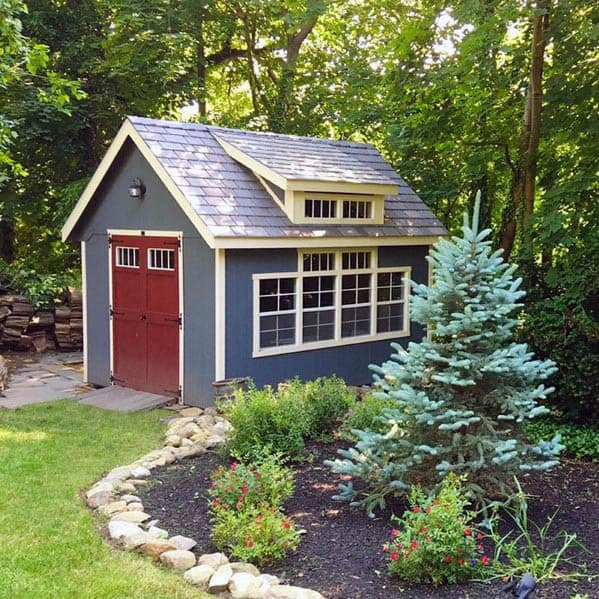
top-left (304, 198), bottom-right (337, 218)
top-left (343, 199), bottom-right (372, 219)
top-left (300, 194), bottom-right (379, 224)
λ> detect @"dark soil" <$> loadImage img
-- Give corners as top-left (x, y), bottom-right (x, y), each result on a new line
top-left (140, 442), bottom-right (598, 599)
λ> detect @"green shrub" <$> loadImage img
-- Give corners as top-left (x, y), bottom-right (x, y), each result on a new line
top-left (281, 376), bottom-right (356, 440)
top-left (341, 392), bottom-right (396, 440)
top-left (385, 474), bottom-right (487, 585)
top-left (0, 258), bottom-right (79, 308)
top-left (524, 419), bottom-right (599, 460)
top-left (207, 450), bottom-right (294, 511)
top-left (207, 453), bottom-right (300, 565)
top-left (211, 505), bottom-right (300, 565)
top-left (226, 383), bottom-right (310, 461)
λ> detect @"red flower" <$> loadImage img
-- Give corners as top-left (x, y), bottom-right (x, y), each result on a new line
top-left (464, 528), bottom-right (472, 536)
top-left (236, 502), bottom-right (243, 510)
top-left (391, 528), bottom-right (399, 538)
top-left (412, 507), bottom-right (421, 513)
top-left (231, 461), bottom-right (238, 470)
top-left (425, 507), bottom-right (431, 513)
top-left (477, 532), bottom-right (484, 540)
top-left (213, 498), bottom-right (221, 506)
top-left (477, 543), bottom-right (484, 552)
top-left (390, 552), bottom-right (399, 561)
top-left (241, 485), bottom-right (249, 495)
top-left (410, 540), bottom-right (418, 549)
top-left (481, 555), bottom-right (490, 566)
top-left (282, 520), bottom-right (291, 530)
top-left (255, 472), bottom-right (262, 480)
top-left (256, 514), bottom-right (263, 522)
top-left (420, 527), bottom-right (428, 534)
top-left (432, 501), bottom-right (440, 506)
top-left (247, 540), bottom-right (254, 548)
top-left (457, 558), bottom-right (465, 566)
top-left (444, 555), bottom-right (452, 564)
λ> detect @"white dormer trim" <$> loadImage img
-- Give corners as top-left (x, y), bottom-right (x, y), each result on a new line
top-left (214, 135), bottom-right (398, 196)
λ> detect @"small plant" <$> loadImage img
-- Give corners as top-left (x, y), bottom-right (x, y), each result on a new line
top-left (384, 474), bottom-right (488, 585)
top-left (207, 453), bottom-right (300, 565)
top-left (225, 383), bottom-right (311, 461)
top-left (211, 505), bottom-right (300, 565)
top-left (207, 450), bottom-right (294, 511)
top-left (340, 392), bottom-right (396, 440)
top-left (483, 479), bottom-right (589, 583)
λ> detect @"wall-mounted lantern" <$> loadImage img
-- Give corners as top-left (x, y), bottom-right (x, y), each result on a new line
top-left (128, 178), bottom-right (146, 199)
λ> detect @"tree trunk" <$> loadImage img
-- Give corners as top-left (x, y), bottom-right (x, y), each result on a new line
top-left (499, 0), bottom-right (550, 261)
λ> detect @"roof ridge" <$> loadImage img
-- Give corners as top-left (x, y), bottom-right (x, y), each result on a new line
top-left (207, 124), bottom-right (374, 150)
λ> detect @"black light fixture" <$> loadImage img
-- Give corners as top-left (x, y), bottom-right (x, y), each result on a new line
top-left (128, 178), bottom-right (146, 199)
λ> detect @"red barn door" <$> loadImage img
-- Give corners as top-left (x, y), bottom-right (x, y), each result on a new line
top-left (111, 234), bottom-right (181, 397)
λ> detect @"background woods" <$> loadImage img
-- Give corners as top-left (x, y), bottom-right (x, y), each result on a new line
top-left (0, 0), bottom-right (597, 422)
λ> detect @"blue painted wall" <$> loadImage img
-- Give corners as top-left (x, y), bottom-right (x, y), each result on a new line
top-left (225, 245), bottom-right (429, 387)
top-left (72, 140), bottom-right (215, 406)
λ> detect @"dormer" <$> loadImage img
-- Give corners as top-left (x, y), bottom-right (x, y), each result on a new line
top-left (213, 129), bottom-right (398, 226)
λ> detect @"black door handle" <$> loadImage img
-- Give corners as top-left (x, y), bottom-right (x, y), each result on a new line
top-left (140, 314), bottom-right (147, 320)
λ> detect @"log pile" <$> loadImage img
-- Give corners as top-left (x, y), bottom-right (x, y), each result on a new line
top-left (0, 287), bottom-right (83, 352)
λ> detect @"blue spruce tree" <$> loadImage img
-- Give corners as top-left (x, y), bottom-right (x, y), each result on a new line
top-left (327, 195), bottom-right (563, 514)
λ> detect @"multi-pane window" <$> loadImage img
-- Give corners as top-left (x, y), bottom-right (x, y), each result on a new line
top-left (148, 248), bottom-right (175, 270)
top-left (302, 252), bottom-right (335, 272)
top-left (341, 273), bottom-right (371, 337)
top-left (115, 247), bottom-right (139, 268)
top-left (342, 251), bottom-right (371, 270)
top-left (302, 276), bottom-right (335, 342)
top-left (257, 278), bottom-right (296, 348)
top-left (254, 250), bottom-right (410, 353)
top-left (376, 271), bottom-right (405, 333)
top-left (342, 199), bottom-right (372, 219)
top-left (304, 198), bottom-right (337, 218)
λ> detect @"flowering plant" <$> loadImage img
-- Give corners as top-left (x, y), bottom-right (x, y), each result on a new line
top-left (384, 474), bottom-right (489, 584)
top-left (211, 505), bottom-right (300, 565)
top-left (207, 449), bottom-right (294, 512)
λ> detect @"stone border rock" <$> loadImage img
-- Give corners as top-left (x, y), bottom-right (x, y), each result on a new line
top-left (85, 406), bottom-right (324, 599)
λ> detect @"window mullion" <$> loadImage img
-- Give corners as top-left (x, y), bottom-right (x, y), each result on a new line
top-left (371, 271), bottom-right (377, 336)
top-left (334, 254), bottom-right (342, 341)
top-left (297, 275), bottom-right (302, 345)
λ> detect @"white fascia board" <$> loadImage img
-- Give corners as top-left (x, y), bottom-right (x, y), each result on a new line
top-left (61, 119), bottom-right (216, 249)
top-left (212, 235), bottom-right (445, 249)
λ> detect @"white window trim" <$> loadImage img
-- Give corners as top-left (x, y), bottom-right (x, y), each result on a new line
top-left (252, 249), bottom-right (411, 357)
top-left (115, 246), bottom-right (140, 269)
top-left (147, 247), bottom-right (176, 271)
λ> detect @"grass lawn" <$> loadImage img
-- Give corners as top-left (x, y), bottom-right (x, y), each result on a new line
top-left (0, 400), bottom-right (206, 599)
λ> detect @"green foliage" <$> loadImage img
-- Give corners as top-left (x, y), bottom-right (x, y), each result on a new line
top-left (281, 376), bottom-right (356, 440)
top-left (340, 392), bottom-right (396, 441)
top-left (327, 198), bottom-right (563, 515)
top-left (208, 453), bottom-right (300, 565)
top-left (211, 505), bottom-right (300, 566)
top-left (484, 479), bottom-right (589, 583)
top-left (207, 450), bottom-right (295, 512)
top-left (225, 383), bottom-right (310, 462)
top-left (524, 419), bottom-right (599, 460)
top-left (0, 258), bottom-right (79, 307)
top-left (385, 474), bottom-right (488, 585)
top-left (226, 377), bottom-right (355, 460)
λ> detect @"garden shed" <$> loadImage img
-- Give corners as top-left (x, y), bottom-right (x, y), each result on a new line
top-left (62, 116), bottom-right (447, 406)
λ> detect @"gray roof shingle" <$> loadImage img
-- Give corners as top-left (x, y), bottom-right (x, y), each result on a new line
top-left (127, 116), bottom-right (447, 240)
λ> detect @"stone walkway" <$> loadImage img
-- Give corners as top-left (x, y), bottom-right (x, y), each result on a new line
top-left (0, 351), bottom-right (173, 411)
top-left (0, 351), bottom-right (89, 409)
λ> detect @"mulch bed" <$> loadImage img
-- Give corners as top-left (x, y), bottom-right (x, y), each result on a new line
top-left (140, 441), bottom-right (598, 599)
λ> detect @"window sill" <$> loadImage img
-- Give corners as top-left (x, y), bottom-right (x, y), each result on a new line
top-left (252, 327), bottom-right (410, 358)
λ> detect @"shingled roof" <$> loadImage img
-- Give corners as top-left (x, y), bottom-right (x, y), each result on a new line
top-left (63, 116), bottom-right (447, 245)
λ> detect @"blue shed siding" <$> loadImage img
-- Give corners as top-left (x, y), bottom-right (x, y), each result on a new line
top-left (73, 141), bottom-right (215, 406)
top-left (224, 245), bottom-right (429, 388)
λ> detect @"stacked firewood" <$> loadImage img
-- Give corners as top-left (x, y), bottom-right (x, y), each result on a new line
top-left (0, 288), bottom-right (83, 352)
top-left (54, 288), bottom-right (83, 351)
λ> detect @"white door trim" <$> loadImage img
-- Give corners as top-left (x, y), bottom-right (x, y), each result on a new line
top-left (107, 228), bottom-right (184, 403)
